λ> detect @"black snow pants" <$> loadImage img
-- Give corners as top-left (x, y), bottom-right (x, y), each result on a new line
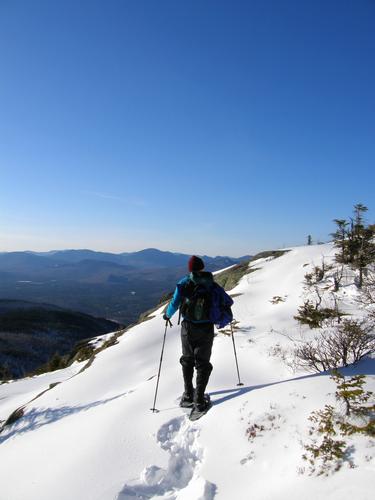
top-left (179, 320), bottom-right (214, 400)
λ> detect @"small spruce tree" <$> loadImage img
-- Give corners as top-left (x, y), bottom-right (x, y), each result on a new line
top-left (331, 219), bottom-right (349, 263)
top-left (331, 204), bottom-right (375, 288)
top-left (303, 371), bottom-right (374, 474)
top-left (331, 370), bottom-right (375, 436)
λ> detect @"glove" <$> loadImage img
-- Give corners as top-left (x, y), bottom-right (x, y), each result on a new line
top-left (163, 313), bottom-right (172, 327)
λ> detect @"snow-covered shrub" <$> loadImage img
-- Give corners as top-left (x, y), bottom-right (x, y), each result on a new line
top-left (304, 260), bottom-right (333, 286)
top-left (303, 371), bottom-right (375, 475)
top-left (332, 371), bottom-right (375, 436)
top-left (332, 265), bottom-right (345, 292)
top-left (295, 318), bottom-right (375, 372)
top-left (246, 423), bottom-right (265, 441)
top-left (303, 403), bottom-right (349, 475)
top-left (269, 295), bottom-right (286, 304)
top-left (268, 343), bottom-right (286, 360)
top-left (294, 300), bottom-right (340, 329)
top-left (359, 264), bottom-right (375, 319)
top-left (245, 408), bottom-right (284, 443)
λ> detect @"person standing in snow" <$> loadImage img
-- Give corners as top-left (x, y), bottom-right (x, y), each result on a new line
top-left (163, 255), bottom-right (233, 412)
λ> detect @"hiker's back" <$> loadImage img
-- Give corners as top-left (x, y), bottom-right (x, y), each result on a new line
top-left (178, 272), bottom-right (234, 328)
top-left (179, 271), bottom-right (214, 323)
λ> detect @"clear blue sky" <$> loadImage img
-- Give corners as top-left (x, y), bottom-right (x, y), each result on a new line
top-left (1, 0), bottom-right (374, 256)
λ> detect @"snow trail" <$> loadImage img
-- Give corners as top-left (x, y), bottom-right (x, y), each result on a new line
top-left (117, 416), bottom-right (216, 500)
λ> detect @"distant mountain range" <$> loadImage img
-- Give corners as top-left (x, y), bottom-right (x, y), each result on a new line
top-left (0, 248), bottom-right (249, 273)
top-left (0, 249), bottom-right (250, 324)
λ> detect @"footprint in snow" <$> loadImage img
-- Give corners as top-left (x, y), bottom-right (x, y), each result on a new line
top-left (116, 416), bottom-right (216, 500)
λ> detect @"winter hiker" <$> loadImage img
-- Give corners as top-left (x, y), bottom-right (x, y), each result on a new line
top-left (163, 255), bottom-right (233, 413)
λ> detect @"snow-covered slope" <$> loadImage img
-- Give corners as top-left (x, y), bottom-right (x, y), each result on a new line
top-left (0, 244), bottom-right (374, 500)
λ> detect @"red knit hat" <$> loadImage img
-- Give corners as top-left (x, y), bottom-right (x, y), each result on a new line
top-left (188, 255), bottom-right (205, 272)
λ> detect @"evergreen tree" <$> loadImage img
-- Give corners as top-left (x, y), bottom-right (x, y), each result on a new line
top-left (350, 204), bottom-right (374, 288)
top-left (331, 219), bottom-right (349, 263)
top-left (331, 205), bottom-right (374, 287)
top-left (354, 203), bottom-right (368, 227)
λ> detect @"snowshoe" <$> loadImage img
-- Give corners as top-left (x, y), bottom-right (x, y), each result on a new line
top-left (189, 394), bottom-right (211, 421)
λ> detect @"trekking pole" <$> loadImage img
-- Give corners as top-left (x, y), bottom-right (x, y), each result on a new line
top-left (150, 318), bottom-right (172, 412)
top-left (230, 322), bottom-right (244, 386)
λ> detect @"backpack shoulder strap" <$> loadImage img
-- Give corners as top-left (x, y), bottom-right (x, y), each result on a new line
top-left (179, 278), bottom-right (196, 297)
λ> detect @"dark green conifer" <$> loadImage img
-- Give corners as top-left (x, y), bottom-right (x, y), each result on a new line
top-left (331, 205), bottom-right (374, 287)
top-left (331, 219), bottom-right (349, 263)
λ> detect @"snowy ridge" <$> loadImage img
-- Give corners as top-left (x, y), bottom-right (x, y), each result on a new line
top-left (0, 243), bottom-right (374, 500)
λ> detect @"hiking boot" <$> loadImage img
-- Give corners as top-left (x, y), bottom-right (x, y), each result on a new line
top-left (194, 390), bottom-right (210, 412)
top-left (179, 391), bottom-right (194, 408)
top-left (194, 394), bottom-right (210, 412)
top-left (194, 366), bottom-right (211, 410)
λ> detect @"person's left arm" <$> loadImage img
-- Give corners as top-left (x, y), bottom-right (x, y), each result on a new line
top-left (164, 280), bottom-right (185, 319)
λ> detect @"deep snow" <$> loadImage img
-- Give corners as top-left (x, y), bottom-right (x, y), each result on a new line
top-left (0, 243), bottom-right (374, 500)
